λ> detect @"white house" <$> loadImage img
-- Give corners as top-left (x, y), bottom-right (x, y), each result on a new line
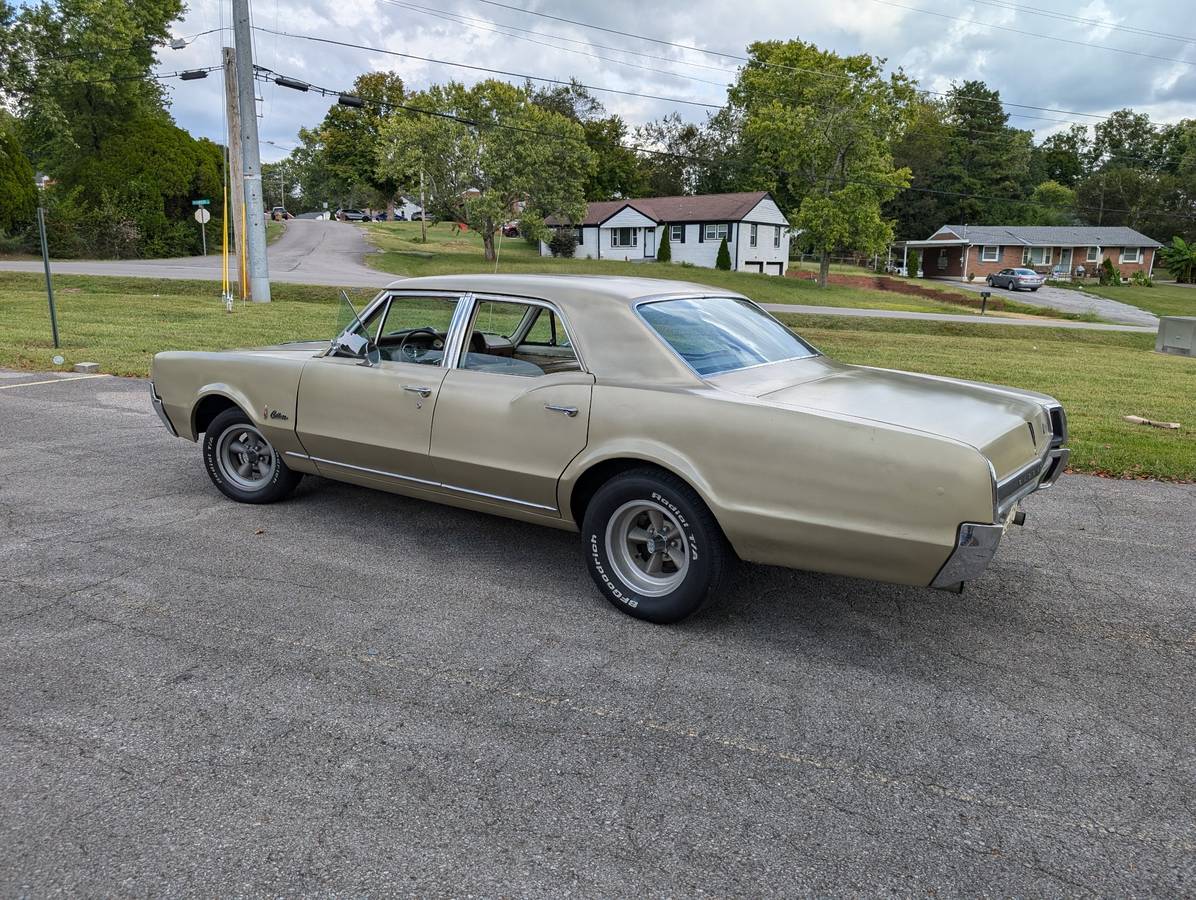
top-left (541, 191), bottom-right (792, 275)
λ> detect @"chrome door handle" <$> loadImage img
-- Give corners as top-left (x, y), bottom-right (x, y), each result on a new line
top-left (545, 404), bottom-right (578, 418)
top-left (402, 385), bottom-right (432, 398)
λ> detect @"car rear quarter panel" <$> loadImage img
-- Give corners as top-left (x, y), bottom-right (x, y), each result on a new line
top-left (150, 351), bottom-right (310, 459)
top-left (567, 384), bottom-right (996, 586)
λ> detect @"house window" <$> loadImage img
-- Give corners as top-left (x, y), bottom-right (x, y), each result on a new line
top-left (773, 226), bottom-right (781, 248)
top-left (670, 224), bottom-right (683, 243)
top-left (610, 227), bottom-right (638, 248)
top-left (936, 252), bottom-right (948, 270)
top-left (575, 227), bottom-right (583, 245)
top-left (1021, 246), bottom-right (1052, 266)
top-left (749, 223), bottom-right (758, 247)
top-left (1119, 247), bottom-right (1141, 264)
top-left (980, 245), bottom-right (999, 262)
top-left (1086, 246), bottom-right (1099, 262)
top-left (703, 223), bottom-right (728, 242)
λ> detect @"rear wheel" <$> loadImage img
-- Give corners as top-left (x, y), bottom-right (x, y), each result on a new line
top-left (582, 468), bottom-right (729, 623)
top-left (202, 407), bottom-right (301, 504)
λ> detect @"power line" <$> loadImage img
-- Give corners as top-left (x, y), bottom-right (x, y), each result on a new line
top-left (252, 27), bottom-right (724, 109)
top-left (868, 0), bottom-right (1196, 68)
top-left (255, 64), bottom-right (1196, 223)
top-left (962, 0), bottom-right (1196, 47)
top-left (463, 0), bottom-right (1174, 126)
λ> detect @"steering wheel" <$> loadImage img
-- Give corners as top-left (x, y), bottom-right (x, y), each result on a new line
top-left (396, 327), bottom-right (439, 362)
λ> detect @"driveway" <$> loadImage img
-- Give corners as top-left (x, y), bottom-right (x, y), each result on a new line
top-left (2, 371), bottom-right (1193, 894)
top-left (946, 278), bottom-right (1159, 327)
top-left (0, 219), bottom-right (390, 289)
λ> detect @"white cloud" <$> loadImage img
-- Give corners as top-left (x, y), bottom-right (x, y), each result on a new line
top-left (158, 0), bottom-right (1196, 159)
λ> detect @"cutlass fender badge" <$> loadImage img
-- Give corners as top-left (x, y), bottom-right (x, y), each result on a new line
top-left (263, 405), bottom-right (289, 421)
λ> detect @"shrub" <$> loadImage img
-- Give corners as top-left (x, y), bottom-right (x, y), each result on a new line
top-left (1098, 257), bottom-right (1121, 286)
top-left (656, 224), bottom-right (671, 262)
top-left (967, 271), bottom-right (976, 282)
top-left (907, 249), bottom-right (921, 275)
top-left (715, 236), bottom-right (731, 270)
top-left (548, 227), bottom-right (577, 258)
top-left (519, 210), bottom-right (546, 248)
top-left (1130, 269), bottom-right (1153, 287)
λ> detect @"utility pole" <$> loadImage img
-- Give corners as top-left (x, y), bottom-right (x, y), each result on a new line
top-left (221, 46), bottom-right (246, 297)
top-left (419, 168), bottom-right (427, 244)
top-left (231, 0), bottom-right (271, 302)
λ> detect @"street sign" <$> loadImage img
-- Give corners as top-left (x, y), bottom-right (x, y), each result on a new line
top-left (194, 208), bottom-right (211, 224)
top-left (192, 199), bottom-right (211, 206)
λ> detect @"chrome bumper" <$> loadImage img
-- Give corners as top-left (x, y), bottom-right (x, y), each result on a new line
top-left (931, 522), bottom-right (1004, 588)
top-left (149, 382), bottom-right (178, 436)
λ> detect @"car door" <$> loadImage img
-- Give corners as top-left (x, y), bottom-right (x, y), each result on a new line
top-left (294, 292), bottom-right (467, 487)
top-left (429, 298), bottom-right (594, 514)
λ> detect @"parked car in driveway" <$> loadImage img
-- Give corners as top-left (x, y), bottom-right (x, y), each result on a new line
top-left (335, 208), bottom-right (369, 222)
top-left (987, 268), bottom-right (1046, 291)
top-left (150, 274), bottom-right (1069, 624)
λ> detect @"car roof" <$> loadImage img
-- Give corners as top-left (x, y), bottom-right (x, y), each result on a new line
top-left (380, 273), bottom-right (752, 384)
top-left (381, 273), bottom-right (747, 310)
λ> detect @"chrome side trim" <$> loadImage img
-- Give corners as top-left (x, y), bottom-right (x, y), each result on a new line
top-left (284, 451), bottom-right (557, 512)
top-left (931, 522), bottom-right (1004, 588)
top-left (149, 382), bottom-right (178, 436)
top-left (440, 292), bottom-right (475, 369)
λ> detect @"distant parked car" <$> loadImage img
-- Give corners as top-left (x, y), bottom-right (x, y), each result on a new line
top-left (501, 222), bottom-right (520, 238)
top-left (410, 211), bottom-right (435, 222)
top-left (987, 268), bottom-right (1045, 292)
top-left (270, 206), bottom-right (293, 221)
top-left (371, 211), bottom-right (389, 221)
top-left (336, 208), bottom-right (369, 222)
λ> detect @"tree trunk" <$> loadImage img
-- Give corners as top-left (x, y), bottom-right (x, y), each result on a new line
top-left (818, 250), bottom-right (831, 288)
top-left (482, 229), bottom-right (496, 262)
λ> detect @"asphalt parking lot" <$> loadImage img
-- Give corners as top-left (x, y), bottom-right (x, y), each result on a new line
top-left (2, 371), bottom-right (1194, 895)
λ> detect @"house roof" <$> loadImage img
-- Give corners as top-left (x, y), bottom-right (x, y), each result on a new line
top-left (547, 191), bottom-right (774, 226)
top-left (933, 225), bottom-right (1162, 248)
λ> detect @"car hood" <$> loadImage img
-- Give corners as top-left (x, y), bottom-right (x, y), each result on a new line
top-left (713, 357), bottom-right (1052, 480)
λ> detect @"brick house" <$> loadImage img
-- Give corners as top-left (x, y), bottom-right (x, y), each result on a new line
top-left (896, 225), bottom-right (1162, 280)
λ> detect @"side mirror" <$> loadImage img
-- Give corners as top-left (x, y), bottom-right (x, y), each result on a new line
top-left (359, 345), bottom-right (381, 368)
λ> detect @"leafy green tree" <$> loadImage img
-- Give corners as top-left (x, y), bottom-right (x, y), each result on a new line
top-left (887, 96), bottom-right (952, 239)
top-left (1092, 109), bottom-right (1158, 171)
top-left (656, 223), bottom-right (671, 262)
top-left (377, 80), bottom-right (596, 261)
top-left (727, 39), bottom-right (912, 286)
top-left (715, 236), bottom-right (730, 270)
top-left (0, 129), bottom-right (37, 237)
top-left (1032, 125), bottom-right (1092, 187)
top-left (1026, 180), bottom-right (1077, 225)
top-left (1160, 237), bottom-right (1196, 283)
top-left (314, 71), bottom-right (406, 214)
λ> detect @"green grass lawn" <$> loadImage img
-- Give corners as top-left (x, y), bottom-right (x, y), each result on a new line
top-left (266, 221), bottom-right (285, 245)
top-left (1076, 282), bottom-right (1196, 319)
top-left (363, 222), bottom-right (1061, 318)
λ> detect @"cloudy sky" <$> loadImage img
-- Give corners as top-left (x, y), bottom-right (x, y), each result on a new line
top-left (158, 0), bottom-right (1196, 163)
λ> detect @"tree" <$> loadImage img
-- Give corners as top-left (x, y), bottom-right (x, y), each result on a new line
top-left (0, 129), bottom-right (36, 238)
top-left (1032, 125), bottom-right (1092, 187)
top-left (715, 236), bottom-right (730, 270)
top-left (728, 39), bottom-right (913, 286)
top-left (1159, 237), bottom-right (1196, 283)
top-left (656, 223), bottom-right (671, 262)
top-left (887, 96), bottom-right (952, 240)
top-left (377, 80), bottom-right (596, 261)
top-left (1092, 109), bottom-right (1158, 172)
top-left (315, 72), bottom-right (406, 214)
top-left (1026, 180), bottom-right (1077, 225)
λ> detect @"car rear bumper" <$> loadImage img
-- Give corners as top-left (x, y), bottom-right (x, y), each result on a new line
top-left (931, 522), bottom-right (1004, 588)
top-left (149, 382), bottom-right (178, 436)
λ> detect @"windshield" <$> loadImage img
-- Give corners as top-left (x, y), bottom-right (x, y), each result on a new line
top-left (638, 296), bottom-right (817, 376)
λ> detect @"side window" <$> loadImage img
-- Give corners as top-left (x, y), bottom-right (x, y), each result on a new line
top-left (375, 294), bottom-right (461, 365)
top-left (462, 300), bottom-right (581, 377)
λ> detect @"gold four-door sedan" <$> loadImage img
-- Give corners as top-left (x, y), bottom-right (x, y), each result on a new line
top-left (150, 274), bottom-right (1069, 623)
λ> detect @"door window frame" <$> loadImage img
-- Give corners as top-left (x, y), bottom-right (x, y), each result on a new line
top-left (327, 289), bottom-right (472, 368)
top-left (449, 292), bottom-right (589, 375)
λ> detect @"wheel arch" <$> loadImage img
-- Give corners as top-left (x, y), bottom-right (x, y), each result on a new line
top-left (564, 453), bottom-right (722, 534)
top-left (192, 390), bottom-right (250, 437)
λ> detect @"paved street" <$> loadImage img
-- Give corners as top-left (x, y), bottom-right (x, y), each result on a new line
top-left (1, 372), bottom-right (1194, 895)
top-left (947, 278), bottom-right (1161, 327)
top-left (0, 219), bottom-right (390, 288)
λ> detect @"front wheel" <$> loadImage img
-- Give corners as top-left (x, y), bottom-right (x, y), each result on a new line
top-left (202, 407), bottom-right (302, 504)
top-left (582, 468), bottom-right (730, 623)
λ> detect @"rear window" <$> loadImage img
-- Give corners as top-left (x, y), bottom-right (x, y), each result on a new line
top-left (638, 296), bottom-right (817, 376)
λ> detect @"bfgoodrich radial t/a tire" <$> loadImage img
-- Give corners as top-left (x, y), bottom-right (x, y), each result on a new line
top-left (582, 467), bottom-right (729, 623)
top-left (202, 407), bottom-right (302, 504)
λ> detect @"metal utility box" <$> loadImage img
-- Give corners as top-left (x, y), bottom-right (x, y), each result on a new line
top-left (1155, 317), bottom-right (1196, 357)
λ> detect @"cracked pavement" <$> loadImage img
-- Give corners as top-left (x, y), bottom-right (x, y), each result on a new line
top-left (1, 371), bottom-right (1194, 895)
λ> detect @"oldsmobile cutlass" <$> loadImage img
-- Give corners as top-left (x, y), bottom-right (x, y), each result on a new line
top-left (150, 274), bottom-right (1069, 623)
